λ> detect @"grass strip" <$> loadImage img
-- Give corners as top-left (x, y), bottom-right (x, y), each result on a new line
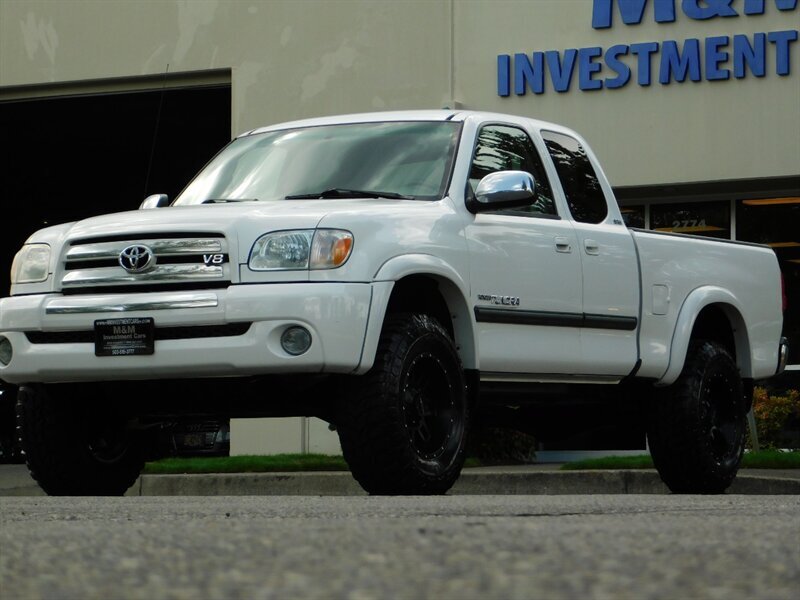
top-left (144, 454), bottom-right (483, 474)
top-left (143, 451), bottom-right (798, 474)
top-left (560, 450), bottom-right (800, 471)
top-left (143, 454), bottom-right (350, 474)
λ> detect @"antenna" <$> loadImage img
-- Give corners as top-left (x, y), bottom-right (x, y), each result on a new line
top-left (143, 64), bottom-right (170, 198)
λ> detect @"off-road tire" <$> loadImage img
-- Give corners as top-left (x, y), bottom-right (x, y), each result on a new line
top-left (647, 340), bottom-right (746, 494)
top-left (16, 384), bottom-right (145, 495)
top-left (337, 313), bottom-right (468, 495)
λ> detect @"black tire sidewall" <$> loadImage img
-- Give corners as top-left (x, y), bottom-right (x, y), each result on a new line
top-left (16, 384), bottom-right (144, 496)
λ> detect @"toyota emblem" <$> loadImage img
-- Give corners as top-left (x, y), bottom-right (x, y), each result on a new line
top-left (119, 245), bottom-right (156, 273)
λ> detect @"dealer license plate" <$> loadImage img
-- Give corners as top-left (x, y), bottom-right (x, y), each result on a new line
top-left (95, 318), bottom-right (155, 357)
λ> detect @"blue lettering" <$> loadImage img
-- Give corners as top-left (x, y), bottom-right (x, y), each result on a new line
top-left (546, 49), bottom-right (578, 92)
top-left (681, 0), bottom-right (737, 20)
top-left (579, 47), bottom-right (604, 90)
top-left (497, 54), bottom-right (511, 96)
top-left (605, 44), bottom-right (632, 88)
top-left (514, 52), bottom-right (545, 95)
top-left (659, 39), bottom-right (702, 83)
top-left (592, 0), bottom-right (796, 28)
top-left (768, 29), bottom-right (799, 75)
top-left (705, 35), bottom-right (731, 80)
top-left (630, 42), bottom-right (660, 85)
top-left (733, 33), bottom-right (766, 77)
top-left (592, 0), bottom-right (676, 28)
top-left (743, 0), bottom-right (798, 15)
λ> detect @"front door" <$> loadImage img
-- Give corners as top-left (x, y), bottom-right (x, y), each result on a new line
top-left (464, 123), bottom-right (585, 377)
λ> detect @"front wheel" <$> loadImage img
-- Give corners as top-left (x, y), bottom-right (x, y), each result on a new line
top-left (647, 340), bottom-right (746, 494)
top-left (16, 384), bottom-right (145, 495)
top-left (337, 313), bottom-right (468, 495)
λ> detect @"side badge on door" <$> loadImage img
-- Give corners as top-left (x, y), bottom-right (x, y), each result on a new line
top-left (477, 294), bottom-right (521, 306)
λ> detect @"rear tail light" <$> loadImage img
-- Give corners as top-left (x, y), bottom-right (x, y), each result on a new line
top-left (781, 272), bottom-right (788, 312)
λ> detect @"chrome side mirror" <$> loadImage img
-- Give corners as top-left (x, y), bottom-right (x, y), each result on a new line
top-left (467, 171), bottom-right (536, 214)
top-left (140, 194), bottom-right (170, 209)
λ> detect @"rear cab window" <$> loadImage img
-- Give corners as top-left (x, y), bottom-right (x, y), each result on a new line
top-left (541, 131), bottom-right (608, 224)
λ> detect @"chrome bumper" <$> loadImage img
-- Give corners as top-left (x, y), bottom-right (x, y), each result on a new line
top-left (777, 337), bottom-right (789, 374)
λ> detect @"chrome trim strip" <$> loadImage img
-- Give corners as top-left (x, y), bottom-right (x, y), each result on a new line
top-left (479, 372), bottom-right (622, 384)
top-left (66, 239), bottom-right (223, 261)
top-left (61, 265), bottom-right (224, 287)
top-left (45, 293), bottom-right (219, 314)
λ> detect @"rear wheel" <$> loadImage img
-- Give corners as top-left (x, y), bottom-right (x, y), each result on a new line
top-left (648, 340), bottom-right (745, 494)
top-left (16, 384), bottom-right (145, 495)
top-left (337, 313), bottom-right (468, 495)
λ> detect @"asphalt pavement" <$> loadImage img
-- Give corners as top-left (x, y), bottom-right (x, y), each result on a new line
top-left (1, 495), bottom-right (798, 599)
top-left (1, 463), bottom-right (799, 496)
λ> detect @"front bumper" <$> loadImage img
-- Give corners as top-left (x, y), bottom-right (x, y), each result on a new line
top-left (0, 283), bottom-right (371, 384)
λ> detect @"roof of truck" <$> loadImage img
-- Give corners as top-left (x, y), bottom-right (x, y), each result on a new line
top-left (242, 110), bottom-right (571, 138)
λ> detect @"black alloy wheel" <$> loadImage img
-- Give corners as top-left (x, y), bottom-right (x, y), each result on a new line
top-left (337, 313), bottom-right (468, 495)
top-left (648, 340), bottom-right (746, 494)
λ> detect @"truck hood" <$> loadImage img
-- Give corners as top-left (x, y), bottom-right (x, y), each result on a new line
top-left (32, 199), bottom-right (444, 266)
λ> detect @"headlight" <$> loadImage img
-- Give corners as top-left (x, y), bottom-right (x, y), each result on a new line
top-left (249, 229), bottom-right (353, 271)
top-left (310, 229), bottom-right (354, 269)
top-left (11, 243), bottom-right (51, 284)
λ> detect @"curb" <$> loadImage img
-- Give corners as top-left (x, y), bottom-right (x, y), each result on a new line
top-left (3, 467), bottom-right (799, 497)
top-left (121, 469), bottom-right (800, 496)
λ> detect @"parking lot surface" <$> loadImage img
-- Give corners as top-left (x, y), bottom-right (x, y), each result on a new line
top-left (1, 495), bottom-right (798, 599)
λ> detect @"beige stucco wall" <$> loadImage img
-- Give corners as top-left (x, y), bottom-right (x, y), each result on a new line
top-left (2, 0), bottom-right (797, 187)
top-left (0, 0), bottom-right (454, 135)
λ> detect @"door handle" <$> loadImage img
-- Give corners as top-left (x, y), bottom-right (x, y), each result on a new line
top-left (554, 236), bottom-right (572, 253)
top-left (584, 239), bottom-right (600, 255)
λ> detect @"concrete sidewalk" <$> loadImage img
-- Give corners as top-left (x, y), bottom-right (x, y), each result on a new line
top-left (2, 463), bottom-right (799, 497)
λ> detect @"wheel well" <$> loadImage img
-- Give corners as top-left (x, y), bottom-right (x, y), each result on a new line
top-left (690, 304), bottom-right (736, 359)
top-left (383, 274), bottom-right (477, 370)
top-left (386, 275), bottom-right (453, 338)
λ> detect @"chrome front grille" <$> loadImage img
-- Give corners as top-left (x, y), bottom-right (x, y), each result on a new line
top-left (60, 234), bottom-right (231, 293)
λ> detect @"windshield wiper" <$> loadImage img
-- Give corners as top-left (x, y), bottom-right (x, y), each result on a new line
top-left (201, 198), bottom-right (259, 204)
top-left (285, 188), bottom-right (415, 200)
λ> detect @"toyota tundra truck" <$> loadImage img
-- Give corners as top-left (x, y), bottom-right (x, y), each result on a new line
top-left (0, 110), bottom-right (788, 495)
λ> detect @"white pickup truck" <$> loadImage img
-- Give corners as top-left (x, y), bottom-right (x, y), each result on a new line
top-left (0, 111), bottom-right (788, 496)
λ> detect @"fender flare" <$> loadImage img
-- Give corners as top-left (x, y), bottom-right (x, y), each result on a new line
top-left (658, 286), bottom-right (752, 386)
top-left (355, 254), bottom-right (477, 373)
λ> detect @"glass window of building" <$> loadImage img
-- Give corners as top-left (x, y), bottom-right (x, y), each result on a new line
top-left (650, 201), bottom-right (730, 239)
top-left (737, 197), bottom-right (800, 365)
top-left (620, 205), bottom-right (645, 228)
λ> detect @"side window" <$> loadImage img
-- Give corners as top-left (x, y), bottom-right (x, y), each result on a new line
top-left (469, 124), bottom-right (556, 217)
top-left (542, 131), bottom-right (608, 224)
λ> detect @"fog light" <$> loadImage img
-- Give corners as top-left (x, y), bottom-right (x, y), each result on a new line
top-left (280, 326), bottom-right (312, 356)
top-left (0, 336), bottom-right (11, 366)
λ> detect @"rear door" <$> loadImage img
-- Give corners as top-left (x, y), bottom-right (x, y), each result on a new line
top-left (541, 130), bottom-right (640, 376)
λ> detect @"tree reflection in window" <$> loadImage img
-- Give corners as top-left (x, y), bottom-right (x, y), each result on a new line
top-left (542, 131), bottom-right (608, 224)
top-left (469, 125), bottom-right (556, 216)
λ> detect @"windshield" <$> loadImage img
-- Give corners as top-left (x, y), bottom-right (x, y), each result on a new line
top-left (173, 121), bottom-right (462, 205)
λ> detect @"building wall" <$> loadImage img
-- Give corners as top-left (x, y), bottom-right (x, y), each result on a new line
top-left (2, 0), bottom-right (797, 187)
top-left (453, 0), bottom-right (800, 186)
top-left (0, 0), bottom-right (454, 133)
